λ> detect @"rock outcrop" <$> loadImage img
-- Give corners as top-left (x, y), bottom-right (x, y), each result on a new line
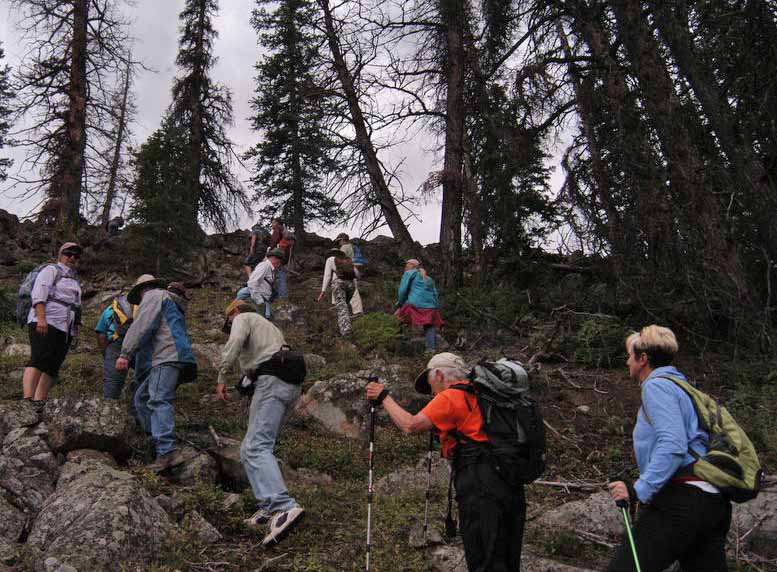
top-left (27, 460), bottom-right (174, 572)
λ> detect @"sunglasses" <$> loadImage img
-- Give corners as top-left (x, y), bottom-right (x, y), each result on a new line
top-left (62, 251), bottom-right (81, 259)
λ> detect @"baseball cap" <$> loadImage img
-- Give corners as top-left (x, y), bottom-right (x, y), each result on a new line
top-left (414, 352), bottom-right (468, 394)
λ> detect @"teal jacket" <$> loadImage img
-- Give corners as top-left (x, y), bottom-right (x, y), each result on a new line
top-left (397, 269), bottom-right (439, 309)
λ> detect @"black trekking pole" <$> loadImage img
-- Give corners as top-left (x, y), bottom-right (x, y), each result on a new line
top-left (422, 432), bottom-right (434, 544)
top-left (366, 375), bottom-right (378, 572)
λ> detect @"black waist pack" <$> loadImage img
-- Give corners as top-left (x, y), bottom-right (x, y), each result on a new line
top-left (178, 362), bottom-right (198, 385)
top-left (236, 345), bottom-right (307, 396)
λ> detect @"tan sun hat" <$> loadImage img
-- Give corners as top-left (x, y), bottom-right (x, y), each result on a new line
top-left (222, 299), bottom-right (261, 332)
top-left (127, 274), bottom-right (166, 305)
top-left (58, 242), bottom-right (83, 256)
top-left (414, 352), bottom-right (468, 394)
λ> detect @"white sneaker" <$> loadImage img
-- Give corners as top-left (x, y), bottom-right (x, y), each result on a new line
top-left (243, 507), bottom-right (272, 528)
top-left (262, 506), bottom-right (305, 547)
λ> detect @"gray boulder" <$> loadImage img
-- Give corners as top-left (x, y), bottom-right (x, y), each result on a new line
top-left (0, 400), bottom-right (41, 441)
top-left (376, 451), bottom-right (449, 495)
top-left (2, 344), bottom-right (30, 358)
top-left (0, 425), bottom-right (59, 514)
top-left (303, 353), bottom-right (327, 375)
top-left (295, 365), bottom-right (427, 438)
top-left (207, 434), bottom-right (248, 488)
top-left (182, 511), bottom-right (222, 544)
top-left (161, 445), bottom-right (219, 486)
top-left (732, 494), bottom-right (777, 558)
top-left (27, 460), bottom-right (174, 572)
top-left (0, 495), bottom-right (27, 564)
top-left (43, 397), bottom-right (132, 460)
top-left (536, 492), bottom-right (623, 538)
top-left (65, 449), bottom-right (117, 467)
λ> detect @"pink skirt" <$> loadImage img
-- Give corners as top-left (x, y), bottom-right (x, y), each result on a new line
top-left (395, 304), bottom-right (444, 329)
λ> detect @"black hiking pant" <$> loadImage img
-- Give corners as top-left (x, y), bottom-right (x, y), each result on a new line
top-left (455, 459), bottom-right (526, 572)
top-left (607, 483), bottom-right (731, 572)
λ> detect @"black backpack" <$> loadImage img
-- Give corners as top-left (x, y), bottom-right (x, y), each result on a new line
top-left (334, 257), bottom-right (356, 281)
top-left (235, 345), bottom-right (307, 396)
top-left (452, 359), bottom-right (546, 486)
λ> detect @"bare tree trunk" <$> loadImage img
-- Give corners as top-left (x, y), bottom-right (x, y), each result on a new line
top-left (100, 57), bottom-right (132, 228)
top-left (556, 19), bottom-right (622, 256)
top-left (462, 134), bottom-right (483, 284)
top-left (439, 0), bottom-right (465, 288)
top-left (187, 0), bottom-right (207, 228)
top-left (318, 0), bottom-right (414, 253)
top-left (52, 0), bottom-right (89, 233)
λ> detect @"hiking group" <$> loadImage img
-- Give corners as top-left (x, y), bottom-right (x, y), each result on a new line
top-left (15, 235), bottom-right (763, 569)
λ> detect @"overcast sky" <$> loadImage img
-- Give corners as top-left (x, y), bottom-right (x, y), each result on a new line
top-left (0, 0), bottom-right (564, 246)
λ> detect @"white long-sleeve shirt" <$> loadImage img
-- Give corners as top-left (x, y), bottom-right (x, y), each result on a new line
top-left (247, 259), bottom-right (276, 304)
top-left (28, 263), bottom-right (81, 334)
top-left (217, 313), bottom-right (286, 386)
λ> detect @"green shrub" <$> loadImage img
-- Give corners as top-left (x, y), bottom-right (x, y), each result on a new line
top-left (573, 315), bottom-right (629, 368)
top-left (352, 312), bottom-right (401, 353)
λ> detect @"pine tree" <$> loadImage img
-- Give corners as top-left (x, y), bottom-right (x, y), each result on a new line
top-left (129, 116), bottom-right (199, 273)
top-left (246, 0), bottom-right (342, 236)
top-left (0, 43), bottom-right (12, 182)
top-left (170, 0), bottom-right (247, 231)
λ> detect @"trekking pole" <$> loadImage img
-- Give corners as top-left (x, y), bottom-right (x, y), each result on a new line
top-left (366, 375), bottom-right (378, 572)
top-left (616, 499), bottom-right (642, 572)
top-left (422, 432), bottom-right (434, 544)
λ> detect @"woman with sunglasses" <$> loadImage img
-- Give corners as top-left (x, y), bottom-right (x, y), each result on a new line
top-left (22, 242), bottom-right (83, 402)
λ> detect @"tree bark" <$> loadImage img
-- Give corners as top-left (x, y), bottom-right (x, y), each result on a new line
top-left (439, 0), bottom-right (466, 288)
top-left (100, 57), bottom-right (132, 228)
top-left (187, 0), bottom-right (207, 228)
top-left (52, 0), bottom-right (89, 233)
top-left (319, 0), bottom-right (415, 253)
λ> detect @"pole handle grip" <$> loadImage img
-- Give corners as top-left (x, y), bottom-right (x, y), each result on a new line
top-left (616, 499), bottom-right (629, 509)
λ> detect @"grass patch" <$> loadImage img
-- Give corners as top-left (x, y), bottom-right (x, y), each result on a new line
top-left (352, 312), bottom-right (401, 353)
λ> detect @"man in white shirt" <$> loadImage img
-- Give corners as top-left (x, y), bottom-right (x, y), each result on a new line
top-left (237, 248), bottom-right (285, 320)
top-left (215, 299), bottom-right (305, 547)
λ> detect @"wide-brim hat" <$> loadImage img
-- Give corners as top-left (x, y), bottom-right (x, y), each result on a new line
top-left (414, 352), bottom-right (468, 394)
top-left (222, 299), bottom-right (261, 333)
top-left (127, 274), bottom-right (166, 305)
top-left (267, 248), bottom-right (286, 260)
top-left (335, 232), bottom-right (349, 242)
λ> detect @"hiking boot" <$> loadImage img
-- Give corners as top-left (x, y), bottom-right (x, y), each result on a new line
top-left (262, 507), bottom-right (305, 547)
top-left (243, 507), bottom-right (273, 528)
top-left (146, 450), bottom-right (184, 473)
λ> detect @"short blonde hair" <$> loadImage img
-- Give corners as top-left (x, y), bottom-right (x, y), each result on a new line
top-left (626, 325), bottom-right (678, 367)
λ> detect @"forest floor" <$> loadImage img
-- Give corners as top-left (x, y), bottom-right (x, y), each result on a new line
top-left (0, 248), bottom-right (774, 572)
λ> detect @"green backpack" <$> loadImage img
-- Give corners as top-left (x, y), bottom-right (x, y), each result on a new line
top-left (656, 375), bottom-right (764, 503)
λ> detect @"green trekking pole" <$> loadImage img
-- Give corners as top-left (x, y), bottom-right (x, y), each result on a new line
top-left (616, 499), bottom-right (642, 572)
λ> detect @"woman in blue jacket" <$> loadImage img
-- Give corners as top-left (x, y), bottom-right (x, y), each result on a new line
top-left (607, 325), bottom-right (731, 572)
top-left (394, 259), bottom-right (444, 350)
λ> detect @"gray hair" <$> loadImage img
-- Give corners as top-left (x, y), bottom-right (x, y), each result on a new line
top-left (432, 366), bottom-right (468, 382)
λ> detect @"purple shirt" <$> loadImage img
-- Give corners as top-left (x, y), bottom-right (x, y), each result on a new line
top-left (27, 263), bottom-right (81, 334)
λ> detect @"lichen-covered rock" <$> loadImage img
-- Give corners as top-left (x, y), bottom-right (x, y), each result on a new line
top-left (376, 451), bottom-right (449, 495)
top-left (182, 511), bottom-right (222, 544)
top-left (43, 397), bottom-right (132, 460)
top-left (154, 494), bottom-right (185, 523)
top-left (2, 344), bottom-right (31, 358)
top-left (295, 365), bottom-right (427, 438)
top-left (28, 461), bottom-right (174, 572)
top-left (162, 445), bottom-right (218, 487)
top-left (0, 426), bottom-right (59, 514)
top-left (0, 400), bottom-right (41, 442)
top-left (303, 353), bottom-right (326, 375)
top-left (207, 435), bottom-right (248, 488)
top-left (732, 494), bottom-right (777, 558)
top-left (0, 495), bottom-right (26, 563)
top-left (65, 449), bottom-right (117, 467)
top-left (535, 492), bottom-right (623, 538)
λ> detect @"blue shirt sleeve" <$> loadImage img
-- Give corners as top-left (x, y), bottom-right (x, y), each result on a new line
top-left (397, 270), bottom-right (415, 304)
top-left (95, 307), bottom-right (114, 334)
top-left (633, 379), bottom-right (689, 502)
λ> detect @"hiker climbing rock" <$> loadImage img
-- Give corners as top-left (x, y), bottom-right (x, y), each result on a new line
top-left (394, 258), bottom-right (443, 351)
top-left (116, 277), bottom-right (197, 472)
top-left (106, 215), bottom-right (124, 236)
top-left (365, 353), bottom-right (529, 572)
top-left (607, 325), bottom-right (733, 572)
top-left (216, 299), bottom-right (306, 547)
top-left (238, 248), bottom-right (285, 320)
top-left (269, 218), bottom-right (294, 298)
top-left (243, 222), bottom-right (271, 278)
top-left (20, 242), bottom-right (83, 403)
top-left (336, 233), bottom-right (364, 317)
top-left (317, 248), bottom-right (356, 336)
top-left (95, 292), bottom-right (137, 410)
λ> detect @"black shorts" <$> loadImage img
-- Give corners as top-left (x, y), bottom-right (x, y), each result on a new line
top-left (27, 323), bottom-right (70, 378)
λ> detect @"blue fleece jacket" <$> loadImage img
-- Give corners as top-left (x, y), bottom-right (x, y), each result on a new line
top-left (632, 366), bottom-right (710, 503)
top-left (397, 269), bottom-right (439, 308)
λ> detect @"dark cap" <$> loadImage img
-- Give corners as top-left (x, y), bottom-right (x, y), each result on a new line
top-left (336, 233), bottom-right (349, 242)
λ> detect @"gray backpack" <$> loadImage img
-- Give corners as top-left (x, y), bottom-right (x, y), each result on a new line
top-left (16, 264), bottom-right (62, 327)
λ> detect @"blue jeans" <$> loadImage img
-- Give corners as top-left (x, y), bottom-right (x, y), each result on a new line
top-left (424, 325), bottom-right (437, 350)
top-left (276, 267), bottom-right (289, 298)
top-left (103, 340), bottom-right (129, 399)
top-left (134, 365), bottom-right (179, 456)
top-left (241, 375), bottom-right (301, 513)
top-left (236, 287), bottom-right (273, 320)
